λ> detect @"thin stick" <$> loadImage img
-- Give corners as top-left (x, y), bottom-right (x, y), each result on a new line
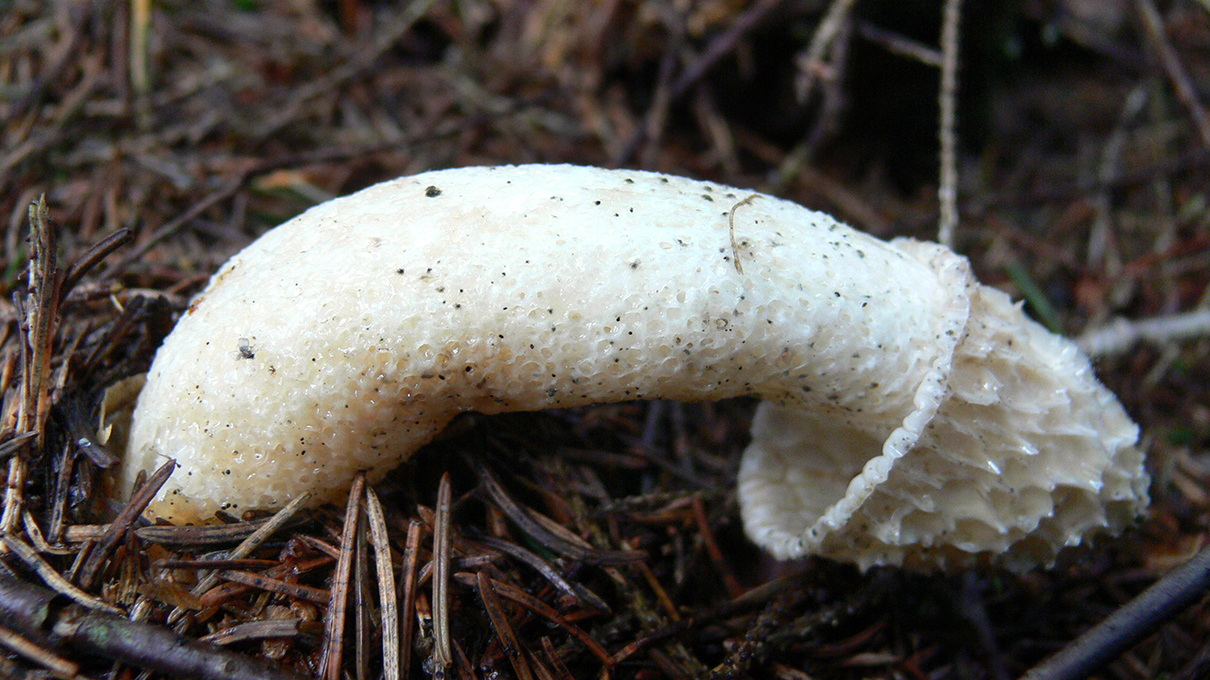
top-left (76, 458), bottom-right (175, 591)
top-left (794, 0), bottom-right (860, 102)
top-left (690, 496), bottom-right (743, 600)
top-left (472, 536), bottom-right (609, 612)
top-left (197, 555), bottom-right (334, 609)
top-left (728, 195), bottom-right (757, 275)
top-left (0, 573), bottom-right (307, 680)
top-left (671, 0), bottom-right (785, 101)
top-left (479, 467), bottom-right (643, 565)
top-left (217, 571), bottom-right (330, 605)
top-left (1021, 544), bottom-right (1210, 680)
top-left (168, 492), bottom-right (312, 625)
top-left (431, 473), bottom-right (453, 672)
top-left (1086, 85), bottom-right (1148, 269)
top-left (454, 573), bottom-right (614, 667)
top-left (365, 487), bottom-right (399, 680)
top-left (0, 623), bottom-right (79, 678)
top-left (321, 474), bottom-right (365, 680)
top-left (936, 0), bottom-right (963, 248)
top-left (6, 198), bottom-right (58, 533)
top-left (253, 0), bottom-right (440, 139)
top-left (129, 0), bottom-right (151, 99)
top-left (398, 520), bottom-right (423, 680)
top-left (610, 568), bottom-right (810, 664)
top-left (21, 510), bottom-right (70, 557)
top-left (477, 570), bottom-right (535, 680)
top-left (30, 466), bottom-right (67, 556)
top-left (614, 0), bottom-right (787, 164)
top-left (104, 144), bottom-right (406, 278)
top-left (59, 227), bottom-right (133, 298)
top-left (541, 636), bottom-right (575, 680)
top-left (1135, 0), bottom-right (1210, 148)
top-left (354, 507), bottom-right (372, 680)
top-left (107, 174), bottom-right (246, 275)
top-left (855, 20), bottom-right (943, 66)
top-left (636, 3), bottom-right (684, 166)
top-left (0, 433), bottom-right (35, 464)
top-left (1, 536), bottom-right (123, 615)
top-left (1077, 309), bottom-right (1210, 356)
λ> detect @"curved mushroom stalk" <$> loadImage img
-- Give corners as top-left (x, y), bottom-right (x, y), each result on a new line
top-left (120, 164), bottom-right (1148, 570)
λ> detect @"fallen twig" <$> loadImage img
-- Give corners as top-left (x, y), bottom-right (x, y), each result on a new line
top-left (1021, 544), bottom-right (1210, 680)
top-left (479, 466), bottom-right (645, 566)
top-left (431, 473), bottom-right (453, 672)
top-left (365, 487), bottom-right (400, 680)
top-left (0, 573), bottom-right (306, 680)
top-left (1, 535), bottom-right (122, 615)
top-left (936, 0), bottom-right (962, 248)
top-left (1135, 0), bottom-right (1210, 148)
top-left (75, 457), bottom-right (174, 591)
top-left (398, 519), bottom-right (423, 680)
top-left (476, 569), bottom-right (535, 680)
top-left (472, 534), bottom-right (609, 613)
top-left (1077, 309), bottom-right (1210, 356)
top-left (614, 0), bottom-right (788, 164)
top-left (320, 473), bottom-right (364, 680)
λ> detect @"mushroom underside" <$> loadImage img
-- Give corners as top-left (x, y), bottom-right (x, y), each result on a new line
top-left (738, 283), bottom-right (1146, 571)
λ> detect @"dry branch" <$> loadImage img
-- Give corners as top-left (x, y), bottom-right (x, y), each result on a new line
top-left (0, 573), bottom-right (306, 680)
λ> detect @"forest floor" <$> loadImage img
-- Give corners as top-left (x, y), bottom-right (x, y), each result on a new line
top-left (2, 1), bottom-right (1210, 679)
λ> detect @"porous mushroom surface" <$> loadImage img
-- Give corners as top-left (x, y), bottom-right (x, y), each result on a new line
top-left (121, 164), bottom-right (1148, 570)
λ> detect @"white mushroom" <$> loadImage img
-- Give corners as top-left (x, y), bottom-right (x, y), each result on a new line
top-left (120, 164), bottom-right (1148, 570)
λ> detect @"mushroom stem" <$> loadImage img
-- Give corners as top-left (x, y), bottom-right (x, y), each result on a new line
top-left (121, 165), bottom-right (1147, 570)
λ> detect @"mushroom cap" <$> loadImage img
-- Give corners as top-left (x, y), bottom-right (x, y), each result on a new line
top-left (740, 266), bottom-right (1147, 570)
top-left (121, 164), bottom-right (1148, 570)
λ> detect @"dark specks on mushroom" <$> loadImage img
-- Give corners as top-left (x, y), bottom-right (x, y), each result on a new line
top-left (425, 185), bottom-right (442, 197)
